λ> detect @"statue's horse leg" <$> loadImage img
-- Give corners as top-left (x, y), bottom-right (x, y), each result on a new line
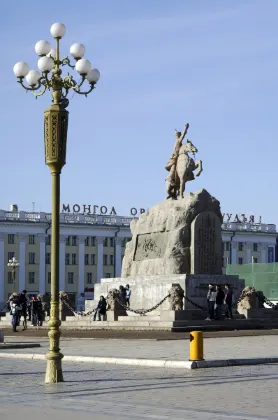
top-left (194, 159), bottom-right (203, 177)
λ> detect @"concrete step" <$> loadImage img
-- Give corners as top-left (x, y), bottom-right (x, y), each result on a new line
top-left (117, 315), bottom-right (161, 322)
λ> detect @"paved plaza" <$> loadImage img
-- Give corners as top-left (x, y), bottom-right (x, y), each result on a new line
top-left (1, 356), bottom-right (278, 419)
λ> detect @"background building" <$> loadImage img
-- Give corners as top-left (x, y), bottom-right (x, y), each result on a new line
top-left (0, 205), bottom-right (276, 306)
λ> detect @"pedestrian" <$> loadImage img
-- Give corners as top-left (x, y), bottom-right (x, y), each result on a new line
top-left (224, 284), bottom-right (233, 319)
top-left (93, 295), bottom-right (107, 321)
top-left (119, 285), bottom-right (126, 303)
top-left (125, 284), bottom-right (131, 308)
top-left (206, 284), bottom-right (216, 320)
top-left (215, 285), bottom-right (225, 320)
top-left (30, 295), bottom-right (40, 326)
top-left (9, 293), bottom-right (22, 332)
top-left (19, 289), bottom-right (28, 330)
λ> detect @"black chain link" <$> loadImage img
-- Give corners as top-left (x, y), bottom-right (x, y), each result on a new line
top-left (184, 296), bottom-right (207, 311)
top-left (114, 294), bottom-right (170, 316)
top-left (0, 302), bottom-right (7, 313)
top-left (60, 297), bottom-right (96, 317)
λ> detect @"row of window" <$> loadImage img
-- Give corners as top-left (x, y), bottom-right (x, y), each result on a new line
top-left (7, 271), bottom-right (102, 285)
top-left (7, 234), bottom-right (131, 247)
top-left (7, 252), bottom-right (116, 266)
top-left (224, 242), bottom-right (260, 252)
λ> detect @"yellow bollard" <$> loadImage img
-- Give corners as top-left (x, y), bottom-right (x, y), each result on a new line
top-left (189, 331), bottom-right (204, 361)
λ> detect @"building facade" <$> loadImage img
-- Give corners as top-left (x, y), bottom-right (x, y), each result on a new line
top-left (0, 206), bottom-right (276, 306)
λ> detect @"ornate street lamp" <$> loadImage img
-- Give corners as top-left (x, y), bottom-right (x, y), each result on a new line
top-left (13, 22), bottom-right (100, 383)
top-left (7, 257), bottom-right (20, 293)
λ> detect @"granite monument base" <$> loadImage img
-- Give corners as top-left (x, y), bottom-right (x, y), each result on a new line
top-left (93, 274), bottom-right (245, 315)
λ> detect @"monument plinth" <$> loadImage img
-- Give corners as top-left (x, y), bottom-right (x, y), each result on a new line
top-left (94, 123), bottom-right (244, 315)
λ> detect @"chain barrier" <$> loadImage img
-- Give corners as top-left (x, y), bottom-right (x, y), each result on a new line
top-left (114, 294), bottom-right (170, 316)
top-left (184, 296), bottom-right (207, 311)
top-left (60, 297), bottom-right (96, 317)
top-left (255, 291), bottom-right (278, 311)
top-left (0, 302), bottom-right (7, 313)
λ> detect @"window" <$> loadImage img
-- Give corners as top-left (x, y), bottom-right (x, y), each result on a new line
top-left (8, 234), bottom-right (15, 244)
top-left (72, 253), bottom-right (77, 265)
top-left (238, 242), bottom-right (244, 251)
top-left (7, 252), bottom-right (15, 262)
top-left (28, 272), bottom-right (35, 284)
top-left (225, 242), bottom-right (230, 251)
top-left (87, 273), bottom-right (92, 284)
top-left (66, 236), bottom-right (70, 246)
top-left (46, 253), bottom-right (51, 265)
top-left (253, 243), bottom-right (258, 252)
top-left (65, 253), bottom-right (70, 265)
top-left (48, 272), bottom-right (51, 284)
top-left (110, 238), bottom-right (114, 247)
top-left (104, 238), bottom-right (108, 247)
top-left (84, 254), bottom-right (89, 265)
top-left (104, 273), bottom-right (111, 278)
top-left (110, 255), bottom-right (114, 266)
top-left (103, 255), bottom-right (108, 265)
top-left (68, 272), bottom-right (74, 284)
top-left (46, 235), bottom-right (51, 246)
top-left (91, 237), bottom-right (96, 247)
top-left (28, 252), bottom-right (36, 264)
top-left (29, 235), bottom-right (35, 245)
top-left (238, 257), bottom-right (243, 265)
top-left (7, 272), bottom-right (13, 284)
top-left (72, 236), bottom-right (77, 246)
top-left (253, 258), bottom-right (258, 263)
top-left (91, 254), bottom-right (96, 265)
top-left (85, 237), bottom-right (89, 246)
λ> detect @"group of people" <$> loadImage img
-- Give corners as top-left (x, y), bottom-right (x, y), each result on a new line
top-left (93, 284), bottom-right (131, 321)
top-left (8, 290), bottom-right (45, 332)
top-left (206, 284), bottom-right (233, 320)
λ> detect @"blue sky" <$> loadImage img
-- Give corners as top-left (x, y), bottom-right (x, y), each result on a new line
top-left (1, 0), bottom-right (278, 223)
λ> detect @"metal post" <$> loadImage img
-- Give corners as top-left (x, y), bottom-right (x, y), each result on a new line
top-left (45, 169), bottom-right (63, 383)
top-left (189, 331), bottom-right (204, 361)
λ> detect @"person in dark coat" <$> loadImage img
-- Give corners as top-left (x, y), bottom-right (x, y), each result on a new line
top-left (19, 290), bottom-right (28, 330)
top-left (224, 284), bottom-right (233, 319)
top-left (206, 284), bottom-right (217, 320)
top-left (93, 296), bottom-right (107, 321)
top-left (215, 285), bottom-right (225, 320)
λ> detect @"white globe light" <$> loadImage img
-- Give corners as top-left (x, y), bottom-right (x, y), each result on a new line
top-left (38, 56), bottom-right (54, 72)
top-left (50, 22), bottom-right (66, 38)
top-left (35, 40), bottom-right (51, 56)
top-left (47, 48), bottom-right (56, 58)
top-left (13, 62), bottom-right (30, 78)
top-left (70, 43), bottom-right (85, 59)
top-left (26, 70), bottom-right (41, 86)
top-left (86, 68), bottom-right (100, 84)
top-left (75, 59), bottom-right (91, 75)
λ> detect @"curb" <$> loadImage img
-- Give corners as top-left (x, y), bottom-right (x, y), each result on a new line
top-left (0, 352), bottom-right (278, 369)
top-left (0, 344), bottom-right (41, 350)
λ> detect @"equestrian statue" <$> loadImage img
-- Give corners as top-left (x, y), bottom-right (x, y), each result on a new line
top-left (165, 123), bottom-right (203, 199)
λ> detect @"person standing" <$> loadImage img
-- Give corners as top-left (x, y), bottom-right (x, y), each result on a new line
top-left (206, 284), bottom-right (216, 320)
top-left (125, 284), bottom-right (131, 308)
top-left (9, 293), bottom-right (22, 332)
top-left (224, 284), bottom-right (233, 319)
top-left (215, 285), bottom-right (225, 320)
top-left (19, 290), bottom-right (28, 330)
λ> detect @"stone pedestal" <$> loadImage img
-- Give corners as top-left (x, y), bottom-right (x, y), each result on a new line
top-left (238, 308), bottom-right (278, 319)
top-left (94, 274), bottom-right (244, 314)
top-left (160, 310), bottom-right (206, 321)
top-left (106, 310), bottom-right (127, 321)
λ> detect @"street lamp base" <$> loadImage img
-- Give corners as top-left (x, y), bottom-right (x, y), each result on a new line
top-left (45, 352), bottom-right (64, 383)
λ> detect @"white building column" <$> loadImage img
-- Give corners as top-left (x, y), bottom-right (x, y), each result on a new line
top-left (115, 237), bottom-right (122, 278)
top-left (19, 235), bottom-right (26, 292)
top-left (39, 234), bottom-right (46, 294)
top-left (78, 236), bottom-right (85, 295)
top-left (246, 243), bottom-right (252, 264)
top-left (59, 235), bottom-right (66, 291)
top-left (231, 242), bottom-right (237, 264)
top-left (97, 237), bottom-right (104, 283)
top-left (261, 243), bottom-right (267, 263)
top-left (0, 235), bottom-right (5, 304)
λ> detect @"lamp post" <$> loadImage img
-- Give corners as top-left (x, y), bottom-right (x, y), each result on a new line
top-left (13, 22), bottom-right (100, 383)
top-left (7, 257), bottom-right (20, 293)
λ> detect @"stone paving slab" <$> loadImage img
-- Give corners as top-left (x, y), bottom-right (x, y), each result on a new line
top-left (1, 357), bottom-right (278, 419)
top-left (2, 335), bottom-right (278, 361)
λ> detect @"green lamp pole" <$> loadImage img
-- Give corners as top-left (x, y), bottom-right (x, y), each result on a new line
top-left (13, 22), bottom-right (100, 383)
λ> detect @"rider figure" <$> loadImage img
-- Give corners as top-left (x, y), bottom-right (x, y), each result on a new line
top-left (165, 123), bottom-right (189, 198)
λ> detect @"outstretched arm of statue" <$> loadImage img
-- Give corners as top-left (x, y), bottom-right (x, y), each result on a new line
top-left (180, 123), bottom-right (189, 141)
